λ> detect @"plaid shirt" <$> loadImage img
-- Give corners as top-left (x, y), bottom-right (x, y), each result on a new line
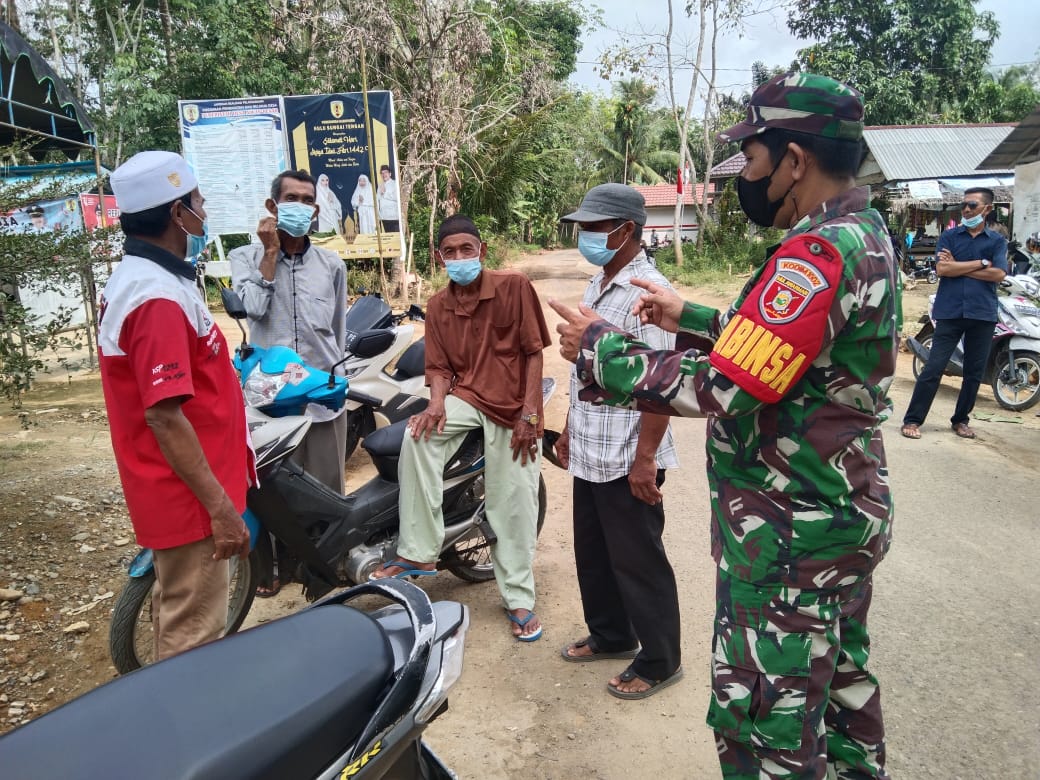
top-left (567, 253), bottom-right (678, 483)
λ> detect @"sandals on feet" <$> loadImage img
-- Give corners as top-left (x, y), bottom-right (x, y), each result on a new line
top-left (255, 578), bottom-right (281, 599)
top-left (505, 610), bottom-right (543, 643)
top-left (900, 424), bottom-right (921, 439)
top-left (607, 665), bottom-right (684, 700)
top-left (560, 637), bottom-right (640, 663)
top-left (952, 422), bottom-right (976, 439)
top-left (368, 560), bottom-right (437, 581)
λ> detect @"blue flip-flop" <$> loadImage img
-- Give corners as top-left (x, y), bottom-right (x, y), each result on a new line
top-left (369, 560), bottom-right (437, 581)
top-left (505, 610), bottom-right (543, 643)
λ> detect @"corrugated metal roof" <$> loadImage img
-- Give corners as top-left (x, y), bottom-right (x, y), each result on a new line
top-left (859, 124), bottom-right (1015, 183)
top-left (978, 106), bottom-right (1040, 167)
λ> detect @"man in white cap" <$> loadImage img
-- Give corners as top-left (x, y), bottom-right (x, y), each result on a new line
top-left (98, 150), bottom-right (252, 660)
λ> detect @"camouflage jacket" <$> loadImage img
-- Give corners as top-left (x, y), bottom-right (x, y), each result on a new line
top-left (575, 187), bottom-right (898, 589)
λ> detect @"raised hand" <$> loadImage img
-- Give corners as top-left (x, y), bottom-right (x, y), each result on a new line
top-left (548, 299), bottom-right (602, 362)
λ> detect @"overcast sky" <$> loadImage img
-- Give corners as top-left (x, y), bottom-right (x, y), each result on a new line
top-left (570, 0), bottom-right (1040, 105)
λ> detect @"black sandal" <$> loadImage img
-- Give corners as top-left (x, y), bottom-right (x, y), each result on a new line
top-left (560, 637), bottom-right (639, 663)
top-left (606, 665), bottom-right (684, 700)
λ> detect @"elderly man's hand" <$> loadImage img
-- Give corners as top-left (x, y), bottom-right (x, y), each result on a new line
top-left (548, 299), bottom-right (602, 363)
top-left (257, 215), bottom-right (280, 252)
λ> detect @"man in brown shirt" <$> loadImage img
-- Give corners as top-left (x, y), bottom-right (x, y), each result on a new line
top-left (371, 215), bottom-right (551, 642)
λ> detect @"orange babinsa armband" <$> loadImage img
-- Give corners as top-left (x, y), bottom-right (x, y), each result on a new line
top-left (709, 234), bottom-right (843, 403)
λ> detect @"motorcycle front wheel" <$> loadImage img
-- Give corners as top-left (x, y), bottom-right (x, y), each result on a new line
top-left (108, 550), bottom-right (260, 674)
top-left (992, 350), bottom-right (1040, 411)
top-left (445, 476), bottom-right (547, 583)
top-left (911, 333), bottom-right (933, 380)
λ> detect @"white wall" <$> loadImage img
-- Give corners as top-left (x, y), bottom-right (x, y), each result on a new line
top-left (1014, 159), bottom-right (1040, 241)
top-left (644, 205), bottom-right (699, 241)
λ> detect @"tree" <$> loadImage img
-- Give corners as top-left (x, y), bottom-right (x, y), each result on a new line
top-left (787, 0), bottom-right (1001, 124)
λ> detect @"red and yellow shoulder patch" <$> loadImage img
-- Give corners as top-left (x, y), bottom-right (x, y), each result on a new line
top-left (710, 234), bottom-right (842, 403)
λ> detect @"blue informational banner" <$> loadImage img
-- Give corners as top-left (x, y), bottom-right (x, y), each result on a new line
top-left (179, 96), bottom-right (289, 235)
top-left (282, 91), bottom-right (402, 242)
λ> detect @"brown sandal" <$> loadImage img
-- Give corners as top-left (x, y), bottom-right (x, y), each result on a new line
top-left (952, 422), bottom-right (976, 439)
top-left (900, 424), bottom-right (921, 439)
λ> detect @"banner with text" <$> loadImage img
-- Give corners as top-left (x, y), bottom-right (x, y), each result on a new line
top-left (283, 91), bottom-right (403, 257)
top-left (179, 96), bottom-right (289, 235)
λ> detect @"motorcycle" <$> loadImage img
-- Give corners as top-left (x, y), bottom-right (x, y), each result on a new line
top-left (902, 252), bottom-right (939, 284)
top-left (5, 578), bottom-right (468, 780)
top-left (906, 275), bottom-right (1040, 411)
top-left (108, 289), bottom-right (551, 673)
top-left (342, 291), bottom-right (430, 459)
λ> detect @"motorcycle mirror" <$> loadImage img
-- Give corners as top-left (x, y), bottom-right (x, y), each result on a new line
top-left (220, 288), bottom-right (248, 320)
top-left (328, 354), bottom-right (351, 388)
top-left (218, 288), bottom-right (251, 355)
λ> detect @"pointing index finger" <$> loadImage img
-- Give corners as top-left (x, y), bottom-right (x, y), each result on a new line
top-left (547, 298), bottom-right (579, 323)
top-left (629, 278), bottom-right (659, 293)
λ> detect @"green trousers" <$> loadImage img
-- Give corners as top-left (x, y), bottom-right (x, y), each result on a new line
top-left (397, 395), bottom-right (541, 610)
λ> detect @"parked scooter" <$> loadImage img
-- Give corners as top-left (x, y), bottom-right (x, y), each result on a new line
top-left (5, 579), bottom-right (468, 780)
top-left (108, 290), bottom-right (551, 673)
top-left (342, 291), bottom-right (430, 459)
top-left (906, 275), bottom-right (1040, 410)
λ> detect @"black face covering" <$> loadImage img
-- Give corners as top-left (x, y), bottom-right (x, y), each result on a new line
top-left (736, 155), bottom-right (788, 228)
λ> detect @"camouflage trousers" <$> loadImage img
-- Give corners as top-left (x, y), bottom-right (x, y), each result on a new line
top-left (707, 571), bottom-right (889, 779)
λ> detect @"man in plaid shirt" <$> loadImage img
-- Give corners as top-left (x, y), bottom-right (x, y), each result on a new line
top-left (555, 184), bottom-right (683, 700)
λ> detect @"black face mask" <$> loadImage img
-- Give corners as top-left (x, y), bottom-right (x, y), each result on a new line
top-left (736, 155), bottom-right (788, 228)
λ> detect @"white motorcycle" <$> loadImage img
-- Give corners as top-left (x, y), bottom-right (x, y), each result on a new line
top-left (342, 293), bottom-right (430, 459)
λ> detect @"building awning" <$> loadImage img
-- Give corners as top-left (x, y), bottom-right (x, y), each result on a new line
top-left (977, 105), bottom-right (1040, 168)
top-left (857, 124), bottom-right (1014, 185)
top-left (0, 22), bottom-right (95, 160)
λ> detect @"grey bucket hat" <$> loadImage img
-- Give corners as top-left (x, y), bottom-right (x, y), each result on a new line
top-left (562, 183), bottom-right (647, 226)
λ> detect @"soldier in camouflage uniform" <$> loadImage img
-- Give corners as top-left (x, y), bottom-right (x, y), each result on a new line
top-left (551, 72), bottom-right (898, 779)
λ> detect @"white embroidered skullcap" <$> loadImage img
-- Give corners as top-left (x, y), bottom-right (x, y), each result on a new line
top-left (110, 151), bottom-right (198, 214)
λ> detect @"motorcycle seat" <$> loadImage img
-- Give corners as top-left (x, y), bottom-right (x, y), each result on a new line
top-left (364, 416), bottom-right (409, 458)
top-left (391, 339), bottom-right (425, 380)
top-left (0, 605), bottom-right (394, 780)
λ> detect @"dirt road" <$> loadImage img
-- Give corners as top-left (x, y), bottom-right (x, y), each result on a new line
top-left (1, 248), bottom-right (1038, 778)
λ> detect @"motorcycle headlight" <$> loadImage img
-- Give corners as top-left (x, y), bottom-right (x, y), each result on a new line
top-left (415, 610), bottom-right (470, 724)
top-left (242, 369), bottom-right (289, 408)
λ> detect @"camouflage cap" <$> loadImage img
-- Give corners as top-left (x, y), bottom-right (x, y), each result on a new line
top-left (718, 72), bottom-right (864, 143)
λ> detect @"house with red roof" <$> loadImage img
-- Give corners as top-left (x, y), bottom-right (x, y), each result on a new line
top-left (630, 183), bottom-right (709, 243)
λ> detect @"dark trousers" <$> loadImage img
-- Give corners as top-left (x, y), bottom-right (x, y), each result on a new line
top-left (904, 317), bottom-right (994, 427)
top-left (381, 219), bottom-right (400, 232)
top-left (572, 472), bottom-right (681, 680)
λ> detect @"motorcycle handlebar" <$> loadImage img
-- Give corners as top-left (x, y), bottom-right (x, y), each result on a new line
top-left (346, 388), bottom-right (383, 408)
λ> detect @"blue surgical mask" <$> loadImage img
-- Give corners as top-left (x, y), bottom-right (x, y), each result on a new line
top-left (181, 206), bottom-right (209, 260)
top-left (277, 202), bottom-right (316, 237)
top-left (445, 258), bottom-right (482, 286)
top-left (961, 214), bottom-right (984, 229)
top-left (578, 224), bottom-right (625, 266)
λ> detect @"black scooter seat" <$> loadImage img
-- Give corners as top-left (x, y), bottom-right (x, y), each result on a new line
top-left (364, 417), bottom-right (409, 457)
top-left (0, 605), bottom-right (394, 779)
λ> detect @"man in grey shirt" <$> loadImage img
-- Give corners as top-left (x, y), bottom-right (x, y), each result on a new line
top-left (230, 170), bottom-right (348, 496)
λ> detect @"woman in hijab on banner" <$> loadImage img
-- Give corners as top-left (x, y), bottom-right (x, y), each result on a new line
top-left (351, 174), bottom-right (376, 234)
top-left (315, 173), bottom-right (343, 235)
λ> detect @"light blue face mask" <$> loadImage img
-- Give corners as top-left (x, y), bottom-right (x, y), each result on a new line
top-left (961, 213), bottom-right (984, 229)
top-left (445, 257), bottom-right (482, 286)
top-left (277, 201), bottom-right (316, 237)
top-left (577, 223), bottom-right (625, 266)
top-left (181, 206), bottom-right (209, 260)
